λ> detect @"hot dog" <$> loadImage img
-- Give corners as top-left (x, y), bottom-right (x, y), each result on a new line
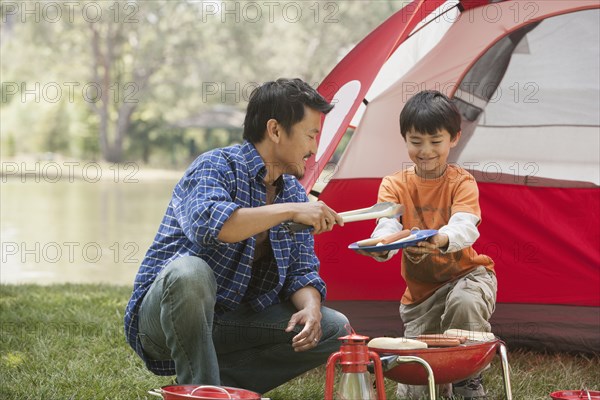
top-left (444, 329), bottom-right (496, 342)
top-left (416, 335), bottom-right (462, 347)
top-left (357, 229), bottom-right (411, 247)
top-left (417, 334), bottom-right (467, 344)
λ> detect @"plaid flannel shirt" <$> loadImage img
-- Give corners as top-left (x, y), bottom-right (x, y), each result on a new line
top-left (124, 141), bottom-right (326, 375)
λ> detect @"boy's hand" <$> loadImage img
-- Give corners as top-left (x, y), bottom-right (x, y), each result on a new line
top-left (353, 248), bottom-right (389, 259)
top-left (405, 233), bottom-right (450, 255)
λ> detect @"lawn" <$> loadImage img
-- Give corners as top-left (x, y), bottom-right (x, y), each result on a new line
top-left (1, 284), bottom-right (598, 399)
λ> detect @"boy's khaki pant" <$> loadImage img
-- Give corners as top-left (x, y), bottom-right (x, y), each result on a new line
top-left (397, 266), bottom-right (497, 399)
top-left (400, 266), bottom-right (497, 337)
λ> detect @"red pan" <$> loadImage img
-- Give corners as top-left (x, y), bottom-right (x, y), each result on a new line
top-left (550, 390), bottom-right (600, 400)
top-left (148, 385), bottom-right (262, 400)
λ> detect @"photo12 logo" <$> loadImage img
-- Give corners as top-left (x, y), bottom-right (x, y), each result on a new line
top-left (201, 81), bottom-right (261, 104)
top-left (1, 82), bottom-right (139, 105)
top-left (1, 1), bottom-right (139, 24)
top-left (1, 161), bottom-right (140, 183)
top-left (1, 241), bottom-right (141, 265)
top-left (401, 81), bottom-right (540, 104)
top-left (201, 80), bottom-right (325, 104)
top-left (197, 1), bottom-right (339, 24)
top-left (406, 1), bottom-right (540, 25)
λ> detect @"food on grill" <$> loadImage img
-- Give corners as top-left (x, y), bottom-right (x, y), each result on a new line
top-left (415, 335), bottom-right (462, 347)
top-left (417, 334), bottom-right (467, 343)
top-left (367, 337), bottom-right (428, 350)
top-left (444, 329), bottom-right (495, 342)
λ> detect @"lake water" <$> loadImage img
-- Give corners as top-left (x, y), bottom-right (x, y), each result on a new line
top-left (1, 176), bottom-right (180, 285)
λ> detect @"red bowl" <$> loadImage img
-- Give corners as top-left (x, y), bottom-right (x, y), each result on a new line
top-left (370, 339), bottom-right (500, 385)
top-left (550, 390), bottom-right (600, 400)
top-left (152, 385), bottom-right (262, 400)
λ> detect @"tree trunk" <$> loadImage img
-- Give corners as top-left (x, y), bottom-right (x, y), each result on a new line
top-left (108, 102), bottom-right (137, 163)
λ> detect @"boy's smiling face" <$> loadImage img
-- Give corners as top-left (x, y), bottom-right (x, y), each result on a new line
top-left (405, 128), bottom-right (461, 179)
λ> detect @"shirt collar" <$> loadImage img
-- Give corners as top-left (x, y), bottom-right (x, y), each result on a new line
top-left (241, 140), bottom-right (285, 193)
top-left (241, 140), bottom-right (267, 181)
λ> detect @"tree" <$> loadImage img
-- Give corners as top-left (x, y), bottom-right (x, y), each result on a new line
top-left (1, 1), bottom-right (408, 163)
top-left (1, 1), bottom-right (206, 162)
top-left (83, 2), bottom-right (207, 162)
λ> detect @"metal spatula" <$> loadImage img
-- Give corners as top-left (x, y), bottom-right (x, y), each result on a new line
top-left (284, 202), bottom-right (404, 232)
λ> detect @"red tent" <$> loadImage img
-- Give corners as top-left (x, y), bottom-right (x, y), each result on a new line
top-left (302, 0), bottom-right (600, 353)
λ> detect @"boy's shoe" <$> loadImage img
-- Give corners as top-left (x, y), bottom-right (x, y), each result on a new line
top-left (397, 383), bottom-right (423, 399)
top-left (438, 383), bottom-right (453, 398)
top-left (397, 383), bottom-right (452, 399)
top-left (452, 374), bottom-right (487, 399)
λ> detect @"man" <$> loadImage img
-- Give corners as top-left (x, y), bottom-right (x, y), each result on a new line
top-left (124, 78), bottom-right (349, 394)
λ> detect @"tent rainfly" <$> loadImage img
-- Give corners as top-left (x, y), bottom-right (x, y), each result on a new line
top-left (301, 0), bottom-right (600, 353)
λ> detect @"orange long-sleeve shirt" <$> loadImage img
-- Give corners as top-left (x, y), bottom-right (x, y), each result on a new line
top-left (378, 165), bottom-right (495, 305)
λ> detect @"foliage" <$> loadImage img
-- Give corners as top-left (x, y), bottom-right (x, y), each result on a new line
top-left (1, 1), bottom-right (408, 166)
top-left (1, 284), bottom-right (599, 399)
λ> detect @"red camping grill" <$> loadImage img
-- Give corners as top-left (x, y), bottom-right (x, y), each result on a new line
top-left (369, 339), bottom-right (512, 400)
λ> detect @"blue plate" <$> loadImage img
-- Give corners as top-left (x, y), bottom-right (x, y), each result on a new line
top-left (348, 229), bottom-right (438, 252)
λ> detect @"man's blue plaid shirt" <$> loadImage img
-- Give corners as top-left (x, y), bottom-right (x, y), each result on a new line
top-left (124, 141), bottom-right (326, 375)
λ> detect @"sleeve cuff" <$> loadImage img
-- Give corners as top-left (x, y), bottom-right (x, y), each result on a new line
top-left (284, 272), bottom-right (327, 301)
top-left (372, 217), bottom-right (404, 237)
top-left (438, 212), bottom-right (480, 253)
top-left (368, 218), bottom-right (403, 261)
top-left (205, 202), bottom-right (242, 246)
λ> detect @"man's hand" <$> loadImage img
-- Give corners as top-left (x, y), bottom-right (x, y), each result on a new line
top-left (285, 306), bottom-right (322, 352)
top-left (291, 201), bottom-right (344, 235)
top-left (218, 200), bottom-right (342, 243)
top-left (286, 286), bottom-right (323, 352)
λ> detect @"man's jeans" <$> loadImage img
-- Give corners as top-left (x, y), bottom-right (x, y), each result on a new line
top-left (137, 256), bottom-right (349, 394)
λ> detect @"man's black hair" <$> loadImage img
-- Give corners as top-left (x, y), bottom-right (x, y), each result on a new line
top-left (243, 78), bottom-right (334, 143)
top-left (399, 90), bottom-right (461, 140)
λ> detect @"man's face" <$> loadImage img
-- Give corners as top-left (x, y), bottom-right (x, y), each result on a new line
top-left (405, 128), bottom-right (460, 179)
top-left (276, 106), bottom-right (321, 179)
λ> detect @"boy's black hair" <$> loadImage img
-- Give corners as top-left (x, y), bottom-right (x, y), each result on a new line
top-left (243, 78), bottom-right (334, 143)
top-left (399, 90), bottom-right (461, 140)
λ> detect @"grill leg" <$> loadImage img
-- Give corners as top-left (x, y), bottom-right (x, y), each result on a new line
top-left (393, 356), bottom-right (436, 400)
top-left (498, 343), bottom-right (513, 400)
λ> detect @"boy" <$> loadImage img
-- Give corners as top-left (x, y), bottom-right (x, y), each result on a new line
top-left (358, 90), bottom-right (496, 399)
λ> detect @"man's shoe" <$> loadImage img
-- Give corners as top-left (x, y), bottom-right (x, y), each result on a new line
top-left (452, 374), bottom-right (487, 399)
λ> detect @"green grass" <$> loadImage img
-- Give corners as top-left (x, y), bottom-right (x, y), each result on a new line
top-left (1, 284), bottom-right (598, 399)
